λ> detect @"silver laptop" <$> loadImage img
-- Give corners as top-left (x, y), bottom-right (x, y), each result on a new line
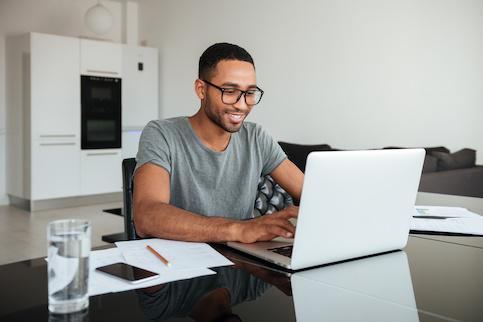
top-left (227, 148), bottom-right (425, 270)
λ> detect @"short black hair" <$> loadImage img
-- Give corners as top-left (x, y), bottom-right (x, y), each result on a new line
top-left (198, 43), bottom-right (255, 81)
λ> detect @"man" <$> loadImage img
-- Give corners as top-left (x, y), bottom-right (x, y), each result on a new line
top-left (133, 43), bottom-right (304, 243)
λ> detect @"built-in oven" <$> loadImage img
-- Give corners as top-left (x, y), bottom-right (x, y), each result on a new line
top-left (81, 76), bottom-right (121, 149)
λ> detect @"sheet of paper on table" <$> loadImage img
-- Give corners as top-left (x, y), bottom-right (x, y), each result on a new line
top-left (88, 239), bottom-right (233, 296)
top-left (411, 206), bottom-right (483, 236)
top-left (115, 238), bottom-right (233, 272)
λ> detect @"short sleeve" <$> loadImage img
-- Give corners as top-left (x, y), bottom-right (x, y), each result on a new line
top-left (255, 124), bottom-right (287, 176)
top-left (135, 120), bottom-right (172, 174)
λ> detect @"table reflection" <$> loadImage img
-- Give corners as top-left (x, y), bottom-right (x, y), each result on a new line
top-left (135, 246), bottom-right (421, 322)
top-left (136, 247), bottom-right (292, 322)
top-left (48, 308), bottom-right (89, 322)
top-left (292, 250), bottom-right (419, 321)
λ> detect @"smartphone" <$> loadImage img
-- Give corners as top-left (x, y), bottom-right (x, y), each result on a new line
top-left (95, 262), bottom-right (160, 284)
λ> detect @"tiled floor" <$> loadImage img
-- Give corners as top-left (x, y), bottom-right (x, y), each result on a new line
top-left (0, 202), bottom-right (124, 265)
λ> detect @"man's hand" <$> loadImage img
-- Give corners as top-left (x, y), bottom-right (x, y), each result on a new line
top-left (233, 206), bottom-right (299, 243)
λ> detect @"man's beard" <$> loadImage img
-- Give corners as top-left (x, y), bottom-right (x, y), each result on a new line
top-left (204, 96), bottom-right (247, 133)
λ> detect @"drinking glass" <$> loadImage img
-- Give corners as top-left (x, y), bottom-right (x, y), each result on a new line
top-left (47, 219), bottom-right (91, 313)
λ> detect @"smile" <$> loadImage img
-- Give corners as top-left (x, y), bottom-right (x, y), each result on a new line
top-left (227, 113), bottom-right (246, 124)
top-left (229, 114), bottom-right (243, 119)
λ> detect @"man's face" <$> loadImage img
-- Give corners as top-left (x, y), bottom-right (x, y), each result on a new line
top-left (202, 60), bottom-right (257, 133)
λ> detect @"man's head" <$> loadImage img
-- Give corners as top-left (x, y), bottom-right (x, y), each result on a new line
top-left (195, 43), bottom-right (260, 134)
top-left (199, 43), bottom-right (255, 81)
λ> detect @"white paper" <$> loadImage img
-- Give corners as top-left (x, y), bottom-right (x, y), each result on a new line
top-left (88, 247), bottom-right (217, 296)
top-left (103, 268), bottom-right (215, 294)
top-left (88, 247), bottom-right (124, 296)
top-left (48, 245), bottom-right (79, 294)
top-left (87, 239), bottom-right (233, 297)
top-left (413, 206), bottom-right (474, 218)
top-left (411, 206), bottom-right (483, 235)
top-left (115, 238), bottom-right (233, 273)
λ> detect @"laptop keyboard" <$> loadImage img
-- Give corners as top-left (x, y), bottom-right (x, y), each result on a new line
top-left (268, 245), bottom-right (293, 258)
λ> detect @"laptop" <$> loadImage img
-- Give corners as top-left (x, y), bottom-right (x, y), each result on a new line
top-left (227, 148), bottom-right (425, 270)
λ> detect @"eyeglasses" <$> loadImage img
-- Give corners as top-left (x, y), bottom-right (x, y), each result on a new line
top-left (202, 80), bottom-right (264, 106)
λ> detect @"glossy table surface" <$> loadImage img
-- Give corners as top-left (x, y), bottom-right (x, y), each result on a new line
top-left (1, 193), bottom-right (482, 321)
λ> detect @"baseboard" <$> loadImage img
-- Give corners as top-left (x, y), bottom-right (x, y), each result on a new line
top-left (8, 192), bottom-right (123, 211)
top-left (0, 195), bottom-right (9, 206)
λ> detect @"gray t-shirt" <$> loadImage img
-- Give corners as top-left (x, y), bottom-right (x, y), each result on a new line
top-left (135, 116), bottom-right (286, 220)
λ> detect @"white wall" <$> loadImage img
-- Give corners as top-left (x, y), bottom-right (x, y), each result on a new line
top-left (1, 0), bottom-right (483, 205)
top-left (138, 0), bottom-right (483, 157)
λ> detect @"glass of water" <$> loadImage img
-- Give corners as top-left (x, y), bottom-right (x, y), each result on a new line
top-left (47, 219), bottom-right (91, 314)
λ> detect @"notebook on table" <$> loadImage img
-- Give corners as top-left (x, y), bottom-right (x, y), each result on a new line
top-left (227, 149), bottom-right (425, 270)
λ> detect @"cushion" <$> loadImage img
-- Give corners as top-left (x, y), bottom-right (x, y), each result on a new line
top-left (383, 146), bottom-right (449, 173)
top-left (430, 148), bottom-right (476, 171)
top-left (383, 146), bottom-right (450, 155)
top-left (278, 142), bottom-right (332, 172)
top-left (422, 155), bottom-right (438, 173)
top-left (423, 146), bottom-right (450, 155)
top-left (253, 175), bottom-right (293, 217)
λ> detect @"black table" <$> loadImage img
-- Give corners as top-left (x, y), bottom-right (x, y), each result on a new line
top-left (1, 193), bottom-right (482, 321)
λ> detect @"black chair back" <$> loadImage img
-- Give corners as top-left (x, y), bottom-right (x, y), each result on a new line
top-left (122, 158), bottom-right (137, 240)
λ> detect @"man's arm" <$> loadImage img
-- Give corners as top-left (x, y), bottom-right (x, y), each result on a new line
top-left (269, 158), bottom-right (304, 204)
top-left (133, 163), bottom-right (298, 243)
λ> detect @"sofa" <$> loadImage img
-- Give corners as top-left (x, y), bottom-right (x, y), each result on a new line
top-left (278, 142), bottom-right (483, 199)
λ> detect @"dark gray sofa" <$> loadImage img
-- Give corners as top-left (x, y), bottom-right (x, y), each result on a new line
top-left (278, 142), bottom-right (483, 199)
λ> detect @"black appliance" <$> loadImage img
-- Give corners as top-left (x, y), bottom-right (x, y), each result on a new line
top-left (81, 76), bottom-right (121, 149)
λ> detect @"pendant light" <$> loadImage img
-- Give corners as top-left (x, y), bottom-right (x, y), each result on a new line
top-left (84, 1), bottom-right (113, 35)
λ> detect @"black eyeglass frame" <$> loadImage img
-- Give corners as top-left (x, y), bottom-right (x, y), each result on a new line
top-left (202, 79), bottom-right (264, 106)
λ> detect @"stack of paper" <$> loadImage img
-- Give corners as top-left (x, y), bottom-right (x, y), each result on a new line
top-left (411, 206), bottom-right (483, 236)
top-left (89, 239), bottom-right (233, 296)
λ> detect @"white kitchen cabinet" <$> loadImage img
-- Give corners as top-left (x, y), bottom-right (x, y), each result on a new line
top-left (121, 44), bottom-right (159, 159)
top-left (80, 39), bottom-right (122, 77)
top-left (31, 34), bottom-right (80, 139)
top-left (6, 32), bottom-right (158, 210)
top-left (121, 130), bottom-right (142, 159)
top-left (6, 32), bottom-right (81, 205)
top-left (80, 150), bottom-right (122, 195)
top-left (122, 44), bottom-right (158, 127)
top-left (31, 140), bottom-right (81, 200)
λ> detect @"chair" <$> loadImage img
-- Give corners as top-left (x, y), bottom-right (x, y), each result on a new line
top-left (122, 158), bottom-right (138, 240)
top-left (102, 158), bottom-right (137, 242)
top-left (121, 158), bottom-right (294, 240)
top-left (253, 175), bottom-right (293, 217)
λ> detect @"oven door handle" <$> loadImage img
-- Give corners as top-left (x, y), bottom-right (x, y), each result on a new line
top-left (85, 70), bottom-right (119, 76)
top-left (40, 142), bottom-right (76, 146)
top-left (40, 134), bottom-right (76, 138)
top-left (86, 152), bottom-right (119, 156)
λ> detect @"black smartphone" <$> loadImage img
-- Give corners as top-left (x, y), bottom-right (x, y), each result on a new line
top-left (95, 262), bottom-right (160, 284)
